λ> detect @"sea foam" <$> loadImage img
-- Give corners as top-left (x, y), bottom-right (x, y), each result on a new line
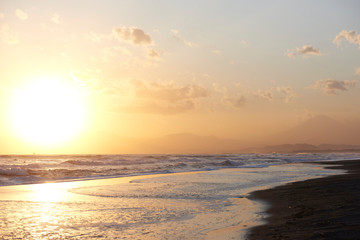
top-left (0, 153), bottom-right (359, 186)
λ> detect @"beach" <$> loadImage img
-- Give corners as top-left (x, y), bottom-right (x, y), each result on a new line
top-left (0, 159), bottom-right (344, 239)
top-left (247, 160), bottom-right (360, 239)
top-left (2, 1), bottom-right (359, 239)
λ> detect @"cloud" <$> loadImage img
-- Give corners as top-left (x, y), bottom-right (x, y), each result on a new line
top-left (113, 26), bottom-right (153, 46)
top-left (212, 50), bottom-right (222, 55)
top-left (0, 13), bottom-right (4, 19)
top-left (310, 79), bottom-right (356, 95)
top-left (51, 13), bottom-right (61, 24)
top-left (15, 9), bottom-right (28, 20)
top-left (70, 68), bottom-right (108, 93)
top-left (85, 31), bottom-right (110, 42)
top-left (253, 87), bottom-right (296, 103)
top-left (333, 30), bottom-right (360, 48)
top-left (147, 49), bottom-right (161, 60)
top-left (356, 67), bottom-right (360, 76)
top-left (0, 24), bottom-right (19, 44)
top-left (171, 29), bottom-right (196, 47)
top-left (286, 52), bottom-right (297, 58)
top-left (122, 80), bottom-right (209, 114)
top-left (212, 83), bottom-right (228, 95)
top-left (253, 89), bottom-right (273, 101)
top-left (241, 40), bottom-right (248, 46)
top-left (277, 86), bottom-right (297, 102)
top-left (125, 100), bottom-right (195, 115)
top-left (71, 71), bottom-right (207, 115)
top-left (223, 96), bottom-right (246, 108)
top-left (99, 47), bottom-right (118, 62)
top-left (286, 45), bottom-right (321, 58)
top-left (296, 45), bottom-right (321, 56)
top-left (131, 80), bottom-right (208, 102)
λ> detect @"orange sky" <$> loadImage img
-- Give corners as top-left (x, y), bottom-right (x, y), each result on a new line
top-left (1, 1), bottom-right (360, 154)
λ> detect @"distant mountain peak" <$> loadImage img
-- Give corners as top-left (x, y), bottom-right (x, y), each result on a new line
top-left (163, 133), bottom-right (218, 140)
top-left (302, 115), bottom-right (338, 124)
top-left (272, 115), bottom-right (360, 145)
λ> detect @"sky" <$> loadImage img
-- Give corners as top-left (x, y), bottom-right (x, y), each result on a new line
top-left (1, 0), bottom-right (360, 153)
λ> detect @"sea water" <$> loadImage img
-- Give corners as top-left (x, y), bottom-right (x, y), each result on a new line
top-left (0, 153), bottom-right (358, 186)
top-left (0, 153), bottom-right (357, 239)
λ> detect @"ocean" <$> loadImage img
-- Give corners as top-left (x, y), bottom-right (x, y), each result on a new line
top-left (1, 153), bottom-right (358, 186)
top-left (0, 153), bottom-right (357, 239)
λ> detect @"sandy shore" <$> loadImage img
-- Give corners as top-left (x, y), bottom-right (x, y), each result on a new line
top-left (247, 160), bottom-right (360, 240)
top-left (0, 163), bottom-right (341, 239)
top-left (0, 169), bottom-right (266, 239)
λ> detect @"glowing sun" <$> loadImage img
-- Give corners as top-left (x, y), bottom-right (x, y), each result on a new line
top-left (11, 78), bottom-right (86, 146)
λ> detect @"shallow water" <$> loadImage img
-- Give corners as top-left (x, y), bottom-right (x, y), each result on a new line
top-left (0, 163), bottom-right (343, 239)
top-left (0, 153), bottom-right (358, 186)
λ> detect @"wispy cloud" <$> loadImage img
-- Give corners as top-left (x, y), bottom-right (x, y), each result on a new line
top-left (286, 52), bottom-right (297, 58)
top-left (296, 45), bottom-right (321, 55)
top-left (333, 30), bottom-right (360, 48)
top-left (223, 96), bottom-right (246, 108)
top-left (71, 72), bottom-right (207, 115)
top-left (0, 24), bottom-right (19, 44)
top-left (119, 80), bottom-right (210, 114)
top-left (277, 86), bottom-right (297, 102)
top-left (310, 79), bottom-right (356, 95)
top-left (212, 49), bottom-right (222, 55)
top-left (253, 89), bottom-right (273, 101)
top-left (15, 9), bottom-right (28, 20)
top-left (286, 45), bottom-right (321, 58)
top-left (147, 49), bottom-right (161, 60)
top-left (51, 13), bottom-right (61, 24)
top-left (356, 67), bottom-right (360, 76)
top-left (84, 28), bottom-right (158, 62)
top-left (85, 31), bottom-right (109, 42)
top-left (131, 80), bottom-right (208, 102)
top-left (253, 87), bottom-right (296, 103)
top-left (70, 68), bottom-right (106, 93)
top-left (212, 83), bottom-right (228, 95)
top-left (125, 100), bottom-right (195, 115)
top-left (171, 29), bottom-right (196, 47)
top-left (113, 26), bottom-right (153, 46)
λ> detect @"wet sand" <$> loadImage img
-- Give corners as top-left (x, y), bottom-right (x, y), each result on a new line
top-left (0, 164), bottom-right (340, 239)
top-left (247, 160), bottom-right (360, 240)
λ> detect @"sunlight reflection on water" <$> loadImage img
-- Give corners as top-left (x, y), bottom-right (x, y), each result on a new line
top-left (0, 164), bottom-right (343, 239)
top-left (28, 182), bottom-right (78, 202)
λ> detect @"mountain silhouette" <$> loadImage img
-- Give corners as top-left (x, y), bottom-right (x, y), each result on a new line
top-left (272, 115), bottom-right (360, 145)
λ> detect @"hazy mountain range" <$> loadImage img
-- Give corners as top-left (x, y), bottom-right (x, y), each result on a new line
top-left (3, 115), bottom-right (360, 154)
top-left (271, 115), bottom-right (360, 145)
top-left (77, 115), bottom-right (360, 154)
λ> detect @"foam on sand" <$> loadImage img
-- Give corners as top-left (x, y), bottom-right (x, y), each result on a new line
top-left (0, 163), bottom-right (343, 239)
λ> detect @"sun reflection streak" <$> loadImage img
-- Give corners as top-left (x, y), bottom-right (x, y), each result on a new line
top-left (29, 182), bottom-right (78, 202)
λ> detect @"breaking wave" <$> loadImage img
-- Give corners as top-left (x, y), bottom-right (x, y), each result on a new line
top-left (0, 153), bottom-right (359, 186)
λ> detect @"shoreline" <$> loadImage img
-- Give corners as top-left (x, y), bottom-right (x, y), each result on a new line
top-left (0, 163), bottom-right (341, 239)
top-left (247, 160), bottom-right (360, 239)
top-left (0, 160), bottom-right (350, 239)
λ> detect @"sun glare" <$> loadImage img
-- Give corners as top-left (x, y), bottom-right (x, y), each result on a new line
top-left (10, 77), bottom-right (86, 146)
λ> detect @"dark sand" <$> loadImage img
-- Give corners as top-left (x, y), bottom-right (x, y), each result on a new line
top-left (247, 160), bottom-right (360, 240)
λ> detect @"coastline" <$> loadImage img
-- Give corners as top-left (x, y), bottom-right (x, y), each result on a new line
top-left (0, 162), bottom-right (341, 239)
top-left (247, 160), bottom-right (360, 239)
